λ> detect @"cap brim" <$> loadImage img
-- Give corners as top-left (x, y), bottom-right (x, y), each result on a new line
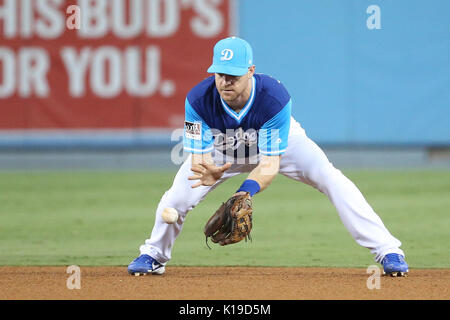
top-left (207, 65), bottom-right (248, 76)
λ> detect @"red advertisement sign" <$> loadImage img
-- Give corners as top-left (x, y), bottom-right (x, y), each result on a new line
top-left (0, 0), bottom-right (235, 130)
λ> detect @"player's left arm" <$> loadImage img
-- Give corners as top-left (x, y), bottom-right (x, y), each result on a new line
top-left (235, 98), bottom-right (291, 197)
top-left (241, 154), bottom-right (281, 193)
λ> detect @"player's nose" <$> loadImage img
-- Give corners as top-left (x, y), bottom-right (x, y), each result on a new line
top-left (223, 75), bottom-right (236, 84)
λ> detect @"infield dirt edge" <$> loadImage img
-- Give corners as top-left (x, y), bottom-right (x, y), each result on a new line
top-left (1, 266), bottom-right (449, 300)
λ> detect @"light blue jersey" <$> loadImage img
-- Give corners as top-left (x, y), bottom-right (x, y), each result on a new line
top-left (183, 74), bottom-right (291, 159)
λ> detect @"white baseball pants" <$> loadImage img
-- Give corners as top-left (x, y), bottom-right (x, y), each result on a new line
top-left (139, 118), bottom-right (404, 264)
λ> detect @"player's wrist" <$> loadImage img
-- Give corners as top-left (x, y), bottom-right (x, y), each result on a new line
top-left (236, 179), bottom-right (261, 197)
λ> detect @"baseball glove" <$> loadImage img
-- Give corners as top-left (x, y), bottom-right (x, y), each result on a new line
top-left (204, 192), bottom-right (253, 248)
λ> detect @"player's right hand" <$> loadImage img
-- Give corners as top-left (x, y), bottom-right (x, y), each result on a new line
top-left (188, 162), bottom-right (232, 188)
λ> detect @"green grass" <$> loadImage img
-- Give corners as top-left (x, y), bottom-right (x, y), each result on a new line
top-left (0, 169), bottom-right (449, 269)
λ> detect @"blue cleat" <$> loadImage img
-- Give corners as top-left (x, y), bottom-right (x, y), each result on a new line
top-left (381, 253), bottom-right (409, 277)
top-left (127, 254), bottom-right (165, 276)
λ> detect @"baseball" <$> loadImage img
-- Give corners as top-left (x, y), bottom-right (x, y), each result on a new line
top-left (162, 207), bottom-right (179, 224)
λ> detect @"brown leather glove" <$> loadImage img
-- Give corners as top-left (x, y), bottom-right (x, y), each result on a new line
top-left (204, 193), bottom-right (253, 247)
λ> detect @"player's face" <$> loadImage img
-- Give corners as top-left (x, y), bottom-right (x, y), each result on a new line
top-left (215, 66), bottom-right (255, 107)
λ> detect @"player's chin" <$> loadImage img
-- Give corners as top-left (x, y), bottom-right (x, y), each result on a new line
top-left (220, 91), bottom-right (236, 101)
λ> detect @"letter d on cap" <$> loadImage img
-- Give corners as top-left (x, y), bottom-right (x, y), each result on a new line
top-left (220, 49), bottom-right (234, 61)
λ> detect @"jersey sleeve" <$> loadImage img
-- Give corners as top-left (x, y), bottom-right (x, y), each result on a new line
top-left (183, 98), bottom-right (215, 154)
top-left (258, 99), bottom-right (292, 156)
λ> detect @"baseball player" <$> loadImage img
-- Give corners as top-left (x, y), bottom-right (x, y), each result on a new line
top-left (128, 37), bottom-right (409, 277)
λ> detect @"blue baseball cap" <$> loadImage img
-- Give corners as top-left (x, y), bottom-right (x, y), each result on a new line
top-left (207, 37), bottom-right (253, 76)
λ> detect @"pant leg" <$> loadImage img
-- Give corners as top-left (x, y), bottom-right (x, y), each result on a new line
top-left (139, 153), bottom-right (249, 263)
top-left (279, 127), bottom-right (404, 263)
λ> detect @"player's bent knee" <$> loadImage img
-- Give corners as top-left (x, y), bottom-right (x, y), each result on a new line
top-left (161, 192), bottom-right (204, 216)
top-left (305, 164), bottom-right (341, 192)
top-left (162, 199), bottom-right (198, 216)
top-left (160, 185), bottom-right (205, 212)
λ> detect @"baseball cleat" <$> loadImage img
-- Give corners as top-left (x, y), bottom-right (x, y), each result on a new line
top-left (386, 271), bottom-right (408, 277)
top-left (127, 254), bottom-right (165, 276)
top-left (381, 253), bottom-right (409, 277)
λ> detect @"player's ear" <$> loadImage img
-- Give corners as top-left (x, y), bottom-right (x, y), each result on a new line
top-left (248, 66), bottom-right (255, 78)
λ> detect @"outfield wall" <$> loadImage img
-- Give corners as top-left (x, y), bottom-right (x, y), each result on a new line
top-left (0, 0), bottom-right (448, 149)
top-left (1, 147), bottom-right (449, 170)
top-left (239, 0), bottom-right (449, 146)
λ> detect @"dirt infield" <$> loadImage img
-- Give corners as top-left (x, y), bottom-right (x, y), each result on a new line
top-left (0, 266), bottom-right (449, 300)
